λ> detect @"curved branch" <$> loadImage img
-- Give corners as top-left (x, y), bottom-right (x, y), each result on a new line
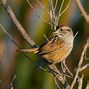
top-left (75, 0), bottom-right (89, 23)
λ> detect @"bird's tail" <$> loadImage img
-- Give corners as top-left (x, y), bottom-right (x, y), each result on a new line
top-left (16, 48), bottom-right (39, 54)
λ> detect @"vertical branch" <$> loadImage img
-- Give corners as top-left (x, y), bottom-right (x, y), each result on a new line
top-left (78, 75), bottom-right (84, 89)
top-left (70, 39), bottom-right (89, 89)
top-left (48, 0), bottom-right (57, 30)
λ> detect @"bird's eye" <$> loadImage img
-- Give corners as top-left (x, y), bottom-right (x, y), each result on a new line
top-left (60, 29), bottom-right (63, 31)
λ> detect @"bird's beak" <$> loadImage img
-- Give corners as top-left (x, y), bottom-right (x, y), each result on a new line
top-left (53, 31), bottom-right (58, 36)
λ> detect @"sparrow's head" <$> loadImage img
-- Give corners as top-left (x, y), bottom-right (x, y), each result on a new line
top-left (53, 25), bottom-right (74, 43)
top-left (53, 25), bottom-right (73, 38)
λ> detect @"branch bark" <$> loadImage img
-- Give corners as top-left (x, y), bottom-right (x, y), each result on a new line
top-left (70, 39), bottom-right (89, 89)
top-left (78, 75), bottom-right (83, 89)
top-left (85, 81), bottom-right (89, 89)
top-left (1, 0), bottom-right (37, 48)
top-left (75, 0), bottom-right (89, 23)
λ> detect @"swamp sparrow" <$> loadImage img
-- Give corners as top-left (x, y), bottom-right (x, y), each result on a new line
top-left (18, 25), bottom-right (74, 64)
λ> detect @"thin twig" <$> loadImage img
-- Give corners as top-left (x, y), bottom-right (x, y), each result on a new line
top-left (54, 0), bottom-right (58, 11)
top-left (70, 39), bottom-right (89, 89)
top-left (74, 31), bottom-right (78, 38)
top-left (43, 34), bottom-right (49, 41)
top-left (48, 0), bottom-right (56, 30)
top-left (58, 0), bottom-right (71, 19)
top-left (54, 77), bottom-right (61, 89)
top-left (0, 24), bottom-right (47, 72)
top-left (62, 60), bottom-right (73, 77)
top-left (1, 0), bottom-right (37, 47)
top-left (85, 81), bottom-right (89, 89)
top-left (48, 0), bottom-right (54, 21)
top-left (75, 0), bottom-right (89, 23)
top-left (61, 61), bottom-right (66, 83)
top-left (47, 64), bottom-right (70, 89)
top-left (85, 58), bottom-right (89, 60)
top-left (8, 75), bottom-right (16, 89)
top-left (35, 0), bottom-right (55, 19)
top-left (78, 75), bottom-right (84, 89)
top-left (79, 64), bottom-right (89, 72)
top-left (0, 75), bottom-right (16, 89)
top-left (58, 0), bottom-right (65, 16)
top-left (36, 0), bottom-right (49, 12)
top-left (27, 0), bottom-right (53, 26)
top-left (0, 24), bottom-right (19, 48)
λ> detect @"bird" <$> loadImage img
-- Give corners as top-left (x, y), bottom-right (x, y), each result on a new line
top-left (17, 25), bottom-right (74, 64)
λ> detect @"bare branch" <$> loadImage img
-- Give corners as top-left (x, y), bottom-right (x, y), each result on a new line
top-left (48, 0), bottom-right (54, 21)
top-left (58, 0), bottom-right (65, 16)
top-left (54, 77), bottom-right (61, 89)
top-left (8, 75), bottom-right (16, 89)
top-left (0, 24), bottom-right (20, 48)
top-left (0, 24), bottom-right (48, 72)
top-left (74, 31), bottom-right (78, 38)
top-left (1, 0), bottom-right (37, 47)
top-left (54, 0), bottom-right (58, 11)
top-left (62, 60), bottom-right (73, 77)
top-left (58, 0), bottom-right (71, 19)
top-left (78, 75), bottom-right (84, 89)
top-left (48, 0), bottom-right (57, 30)
top-left (43, 34), bottom-right (49, 41)
top-left (35, 0), bottom-right (55, 19)
top-left (75, 0), bottom-right (89, 23)
top-left (70, 39), bottom-right (89, 89)
top-left (0, 75), bottom-right (16, 89)
top-left (79, 64), bottom-right (89, 72)
top-left (85, 81), bottom-right (89, 89)
top-left (36, 0), bottom-right (48, 12)
top-left (27, 0), bottom-right (53, 26)
top-left (47, 64), bottom-right (70, 89)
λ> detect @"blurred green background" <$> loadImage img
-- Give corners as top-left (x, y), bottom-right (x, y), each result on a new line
top-left (0, 0), bottom-right (89, 89)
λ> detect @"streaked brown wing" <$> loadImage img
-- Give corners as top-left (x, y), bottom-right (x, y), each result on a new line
top-left (38, 37), bottom-right (64, 55)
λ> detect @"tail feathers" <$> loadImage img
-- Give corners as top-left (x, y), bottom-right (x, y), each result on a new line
top-left (16, 48), bottom-right (39, 54)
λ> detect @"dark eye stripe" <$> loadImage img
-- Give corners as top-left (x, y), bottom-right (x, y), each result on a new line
top-left (67, 29), bottom-right (71, 32)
